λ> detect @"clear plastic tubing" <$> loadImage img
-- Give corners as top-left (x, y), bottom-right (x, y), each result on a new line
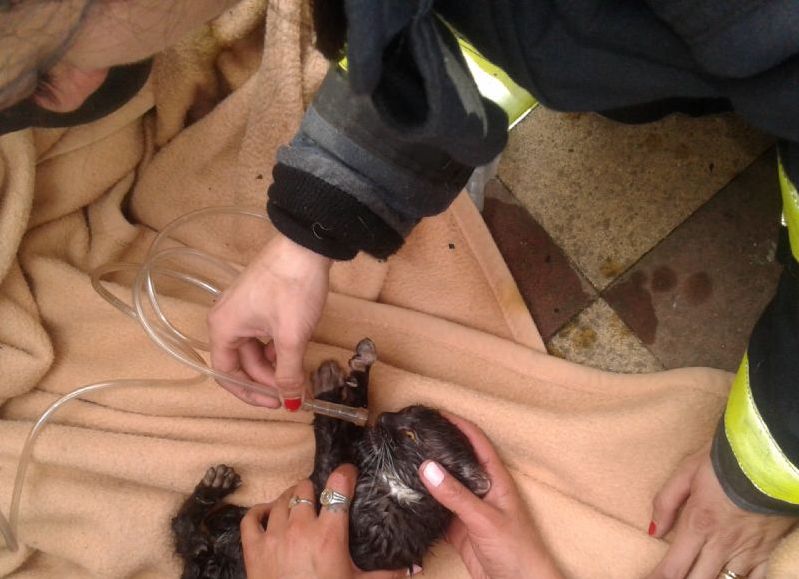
top-left (0, 206), bottom-right (368, 552)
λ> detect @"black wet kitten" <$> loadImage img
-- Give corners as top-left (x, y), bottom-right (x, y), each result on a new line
top-left (172, 339), bottom-right (490, 578)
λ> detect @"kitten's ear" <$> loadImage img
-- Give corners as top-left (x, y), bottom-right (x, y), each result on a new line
top-left (472, 471), bottom-right (492, 497)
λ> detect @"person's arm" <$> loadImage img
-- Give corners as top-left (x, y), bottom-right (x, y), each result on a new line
top-left (710, 142), bottom-right (799, 515)
top-left (267, 5), bottom-right (509, 261)
top-left (645, 128), bottom-right (799, 579)
top-left (622, 5), bottom-right (799, 576)
top-left (208, 3), bottom-right (509, 405)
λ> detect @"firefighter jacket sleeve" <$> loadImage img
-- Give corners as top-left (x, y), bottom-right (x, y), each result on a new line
top-left (265, 1), bottom-right (508, 260)
top-left (639, 0), bottom-right (799, 516)
top-left (711, 142), bottom-right (799, 516)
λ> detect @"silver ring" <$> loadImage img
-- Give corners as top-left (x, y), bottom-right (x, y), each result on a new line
top-left (719, 570), bottom-right (746, 579)
top-left (288, 496), bottom-right (314, 510)
top-left (319, 488), bottom-right (351, 510)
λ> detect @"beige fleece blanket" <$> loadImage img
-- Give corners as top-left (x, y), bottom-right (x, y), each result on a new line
top-left (0, 1), bottom-right (796, 577)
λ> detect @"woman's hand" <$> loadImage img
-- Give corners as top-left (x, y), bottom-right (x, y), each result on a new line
top-left (418, 414), bottom-right (563, 579)
top-left (208, 233), bottom-right (331, 409)
top-left (647, 444), bottom-right (796, 579)
top-left (240, 465), bottom-right (401, 579)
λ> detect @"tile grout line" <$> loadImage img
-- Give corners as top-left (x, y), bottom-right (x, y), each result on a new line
top-left (595, 147), bottom-right (777, 296)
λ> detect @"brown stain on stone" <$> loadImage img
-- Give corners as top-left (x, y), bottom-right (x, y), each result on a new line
top-left (571, 327), bottom-right (597, 349)
top-left (684, 272), bottom-right (713, 305)
top-left (603, 270), bottom-right (658, 344)
top-left (600, 257), bottom-right (625, 279)
top-left (651, 266), bottom-right (678, 292)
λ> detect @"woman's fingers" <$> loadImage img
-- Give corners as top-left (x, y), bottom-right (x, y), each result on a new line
top-left (265, 340), bottom-right (277, 364)
top-left (650, 451), bottom-right (698, 538)
top-left (264, 486), bottom-right (296, 535)
top-left (444, 518), bottom-right (469, 552)
top-left (273, 334), bottom-right (307, 409)
top-left (685, 551), bottom-right (760, 579)
top-left (318, 464), bottom-right (358, 542)
top-left (649, 450), bottom-right (796, 579)
top-left (646, 528), bottom-right (703, 579)
top-left (240, 502), bottom-right (273, 544)
top-left (440, 412), bottom-right (514, 496)
top-left (684, 545), bottom-right (729, 579)
top-left (688, 539), bottom-right (769, 579)
top-left (208, 316), bottom-right (280, 407)
top-left (686, 547), bottom-right (759, 579)
top-left (419, 460), bottom-right (496, 532)
top-left (207, 297), bottom-right (248, 374)
top-left (238, 339), bottom-right (277, 387)
top-left (212, 367), bottom-right (281, 407)
top-left (287, 479), bottom-right (316, 524)
top-left (748, 561), bottom-right (768, 579)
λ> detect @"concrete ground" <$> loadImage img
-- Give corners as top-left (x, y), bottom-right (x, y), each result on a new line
top-left (482, 107), bottom-right (780, 374)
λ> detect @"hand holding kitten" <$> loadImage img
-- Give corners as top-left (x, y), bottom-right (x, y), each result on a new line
top-left (419, 414), bottom-right (563, 579)
top-left (240, 464), bottom-right (403, 579)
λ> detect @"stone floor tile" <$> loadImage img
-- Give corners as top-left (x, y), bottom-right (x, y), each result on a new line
top-left (603, 150), bottom-right (783, 371)
top-left (547, 299), bottom-right (664, 373)
top-left (482, 179), bottom-right (595, 340)
top-left (499, 107), bottom-right (773, 290)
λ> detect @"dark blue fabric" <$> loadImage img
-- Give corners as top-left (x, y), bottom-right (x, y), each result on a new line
top-left (436, 0), bottom-right (799, 143)
top-left (343, 0), bottom-right (509, 167)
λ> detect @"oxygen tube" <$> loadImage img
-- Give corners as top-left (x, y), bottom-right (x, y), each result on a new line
top-left (0, 206), bottom-right (368, 552)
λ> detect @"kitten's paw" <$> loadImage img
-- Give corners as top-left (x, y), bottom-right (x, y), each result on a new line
top-left (312, 360), bottom-right (345, 397)
top-left (195, 464), bottom-right (241, 501)
top-left (349, 338), bottom-right (377, 373)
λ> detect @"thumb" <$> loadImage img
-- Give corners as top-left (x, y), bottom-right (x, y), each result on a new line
top-left (650, 455), bottom-right (697, 538)
top-left (273, 334), bottom-right (307, 406)
top-left (419, 460), bottom-right (495, 533)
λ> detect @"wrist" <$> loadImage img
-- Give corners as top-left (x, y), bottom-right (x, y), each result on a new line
top-left (273, 233), bottom-right (333, 269)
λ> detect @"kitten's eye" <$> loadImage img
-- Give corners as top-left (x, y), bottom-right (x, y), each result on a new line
top-left (400, 429), bottom-right (417, 443)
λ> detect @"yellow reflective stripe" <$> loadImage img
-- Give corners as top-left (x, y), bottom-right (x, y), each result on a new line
top-left (778, 158), bottom-right (799, 261)
top-left (455, 38), bottom-right (538, 129)
top-left (725, 354), bottom-right (799, 504)
top-left (338, 27), bottom-right (539, 130)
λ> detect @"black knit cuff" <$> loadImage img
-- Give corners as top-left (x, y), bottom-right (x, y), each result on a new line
top-left (267, 163), bottom-right (404, 260)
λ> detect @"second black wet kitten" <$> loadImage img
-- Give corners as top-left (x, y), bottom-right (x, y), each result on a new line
top-left (172, 339), bottom-right (490, 578)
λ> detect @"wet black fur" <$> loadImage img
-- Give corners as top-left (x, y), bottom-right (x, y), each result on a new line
top-left (172, 339), bottom-right (490, 577)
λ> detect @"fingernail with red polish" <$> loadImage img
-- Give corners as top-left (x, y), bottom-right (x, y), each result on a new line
top-left (648, 521), bottom-right (657, 536)
top-left (283, 397), bottom-right (302, 412)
